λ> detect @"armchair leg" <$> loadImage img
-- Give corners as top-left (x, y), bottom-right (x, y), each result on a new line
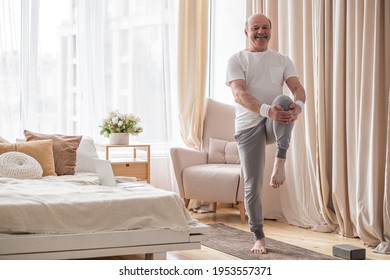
top-left (238, 202), bottom-right (246, 223)
top-left (184, 198), bottom-right (190, 208)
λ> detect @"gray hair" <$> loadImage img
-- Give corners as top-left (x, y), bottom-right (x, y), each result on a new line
top-left (245, 15), bottom-right (272, 30)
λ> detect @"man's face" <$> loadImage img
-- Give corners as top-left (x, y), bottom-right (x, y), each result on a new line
top-left (245, 15), bottom-right (271, 52)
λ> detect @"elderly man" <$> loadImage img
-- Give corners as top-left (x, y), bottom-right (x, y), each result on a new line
top-left (226, 13), bottom-right (306, 254)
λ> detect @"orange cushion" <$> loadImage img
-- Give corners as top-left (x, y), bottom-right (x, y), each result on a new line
top-left (0, 143), bottom-right (16, 155)
top-left (15, 139), bottom-right (56, 176)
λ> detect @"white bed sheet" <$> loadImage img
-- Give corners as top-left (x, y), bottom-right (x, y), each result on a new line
top-left (0, 173), bottom-right (194, 234)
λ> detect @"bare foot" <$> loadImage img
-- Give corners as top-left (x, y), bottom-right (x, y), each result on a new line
top-left (270, 158), bottom-right (286, 188)
top-left (251, 238), bottom-right (267, 254)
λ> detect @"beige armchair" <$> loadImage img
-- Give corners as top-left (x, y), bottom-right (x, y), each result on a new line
top-left (170, 98), bottom-right (245, 223)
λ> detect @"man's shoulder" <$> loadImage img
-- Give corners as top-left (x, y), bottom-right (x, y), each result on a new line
top-left (227, 50), bottom-right (247, 65)
top-left (267, 49), bottom-right (288, 58)
top-left (229, 49), bottom-right (247, 57)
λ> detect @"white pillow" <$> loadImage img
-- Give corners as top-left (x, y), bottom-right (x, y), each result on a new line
top-left (0, 151), bottom-right (43, 179)
top-left (0, 136), bottom-right (10, 143)
top-left (75, 136), bottom-right (99, 173)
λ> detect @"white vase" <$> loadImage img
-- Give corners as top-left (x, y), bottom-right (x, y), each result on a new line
top-left (108, 133), bottom-right (129, 145)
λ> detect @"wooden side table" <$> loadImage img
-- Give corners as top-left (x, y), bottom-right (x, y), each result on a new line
top-left (101, 144), bottom-right (151, 183)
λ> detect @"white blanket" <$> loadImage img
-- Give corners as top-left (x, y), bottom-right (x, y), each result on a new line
top-left (0, 173), bottom-right (193, 234)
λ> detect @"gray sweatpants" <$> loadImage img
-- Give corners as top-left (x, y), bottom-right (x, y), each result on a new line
top-left (234, 95), bottom-right (294, 240)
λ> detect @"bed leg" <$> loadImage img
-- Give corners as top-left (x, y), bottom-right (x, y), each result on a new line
top-left (145, 252), bottom-right (166, 260)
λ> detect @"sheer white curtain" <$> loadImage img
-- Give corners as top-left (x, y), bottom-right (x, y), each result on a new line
top-left (76, 0), bottom-right (106, 139)
top-left (0, 0), bottom-right (21, 141)
top-left (20, 0), bottom-right (76, 135)
top-left (20, 0), bottom-right (39, 133)
top-left (0, 0), bottom-right (181, 191)
top-left (1, 0), bottom-right (54, 140)
top-left (101, 0), bottom-right (180, 190)
top-left (1, 0), bottom-right (102, 140)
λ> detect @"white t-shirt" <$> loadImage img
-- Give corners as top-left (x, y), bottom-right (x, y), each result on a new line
top-left (226, 49), bottom-right (298, 132)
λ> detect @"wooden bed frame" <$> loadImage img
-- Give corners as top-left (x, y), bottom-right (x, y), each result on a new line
top-left (0, 223), bottom-right (209, 260)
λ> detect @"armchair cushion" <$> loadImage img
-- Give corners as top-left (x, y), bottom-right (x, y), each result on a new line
top-left (208, 138), bottom-right (240, 164)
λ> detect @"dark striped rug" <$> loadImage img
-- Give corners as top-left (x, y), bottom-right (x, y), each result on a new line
top-left (202, 223), bottom-right (337, 260)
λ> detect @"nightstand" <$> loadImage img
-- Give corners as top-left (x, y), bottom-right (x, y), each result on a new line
top-left (100, 144), bottom-right (151, 183)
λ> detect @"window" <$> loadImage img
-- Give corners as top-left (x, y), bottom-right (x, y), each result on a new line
top-left (208, 0), bottom-right (247, 104)
top-left (2, 0), bottom-right (246, 145)
top-left (104, 0), bottom-right (177, 146)
top-left (32, 0), bottom-right (74, 133)
top-left (1, 0), bottom-right (178, 147)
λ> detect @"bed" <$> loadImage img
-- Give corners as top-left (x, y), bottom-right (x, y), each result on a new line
top-left (0, 174), bottom-right (209, 260)
top-left (0, 134), bottom-right (209, 260)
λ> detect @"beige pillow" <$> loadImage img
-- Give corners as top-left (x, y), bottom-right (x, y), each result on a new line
top-left (15, 139), bottom-right (57, 176)
top-left (208, 138), bottom-right (240, 164)
top-left (208, 138), bottom-right (228, 163)
top-left (24, 130), bottom-right (82, 176)
top-left (0, 143), bottom-right (16, 155)
top-left (225, 141), bottom-right (240, 164)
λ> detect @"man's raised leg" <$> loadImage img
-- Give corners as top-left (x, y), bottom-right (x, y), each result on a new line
top-left (269, 95), bottom-right (294, 188)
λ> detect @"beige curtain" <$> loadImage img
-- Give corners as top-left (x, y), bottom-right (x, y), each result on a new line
top-left (383, 85), bottom-right (390, 253)
top-left (253, 0), bottom-right (390, 253)
top-left (177, 0), bottom-right (209, 149)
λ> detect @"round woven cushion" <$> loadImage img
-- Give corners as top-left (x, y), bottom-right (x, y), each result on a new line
top-left (0, 151), bottom-right (43, 179)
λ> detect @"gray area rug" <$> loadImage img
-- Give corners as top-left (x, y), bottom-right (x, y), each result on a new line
top-left (202, 223), bottom-right (337, 260)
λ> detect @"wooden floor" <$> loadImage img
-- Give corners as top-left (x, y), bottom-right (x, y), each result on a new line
top-left (98, 205), bottom-right (390, 260)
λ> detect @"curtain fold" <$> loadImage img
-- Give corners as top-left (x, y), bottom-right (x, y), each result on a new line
top-left (177, 0), bottom-right (209, 149)
top-left (76, 0), bottom-right (106, 139)
top-left (20, 0), bottom-right (39, 132)
top-left (379, 85), bottom-right (390, 253)
top-left (253, 0), bottom-right (390, 253)
top-left (0, 0), bottom-right (21, 141)
top-left (380, 0), bottom-right (390, 254)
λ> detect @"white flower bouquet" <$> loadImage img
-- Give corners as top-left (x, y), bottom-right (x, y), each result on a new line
top-left (99, 110), bottom-right (143, 137)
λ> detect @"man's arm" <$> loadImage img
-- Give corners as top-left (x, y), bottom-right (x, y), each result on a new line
top-left (229, 79), bottom-right (293, 123)
top-left (229, 79), bottom-right (262, 114)
top-left (286, 76), bottom-right (306, 118)
top-left (286, 76), bottom-right (306, 103)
